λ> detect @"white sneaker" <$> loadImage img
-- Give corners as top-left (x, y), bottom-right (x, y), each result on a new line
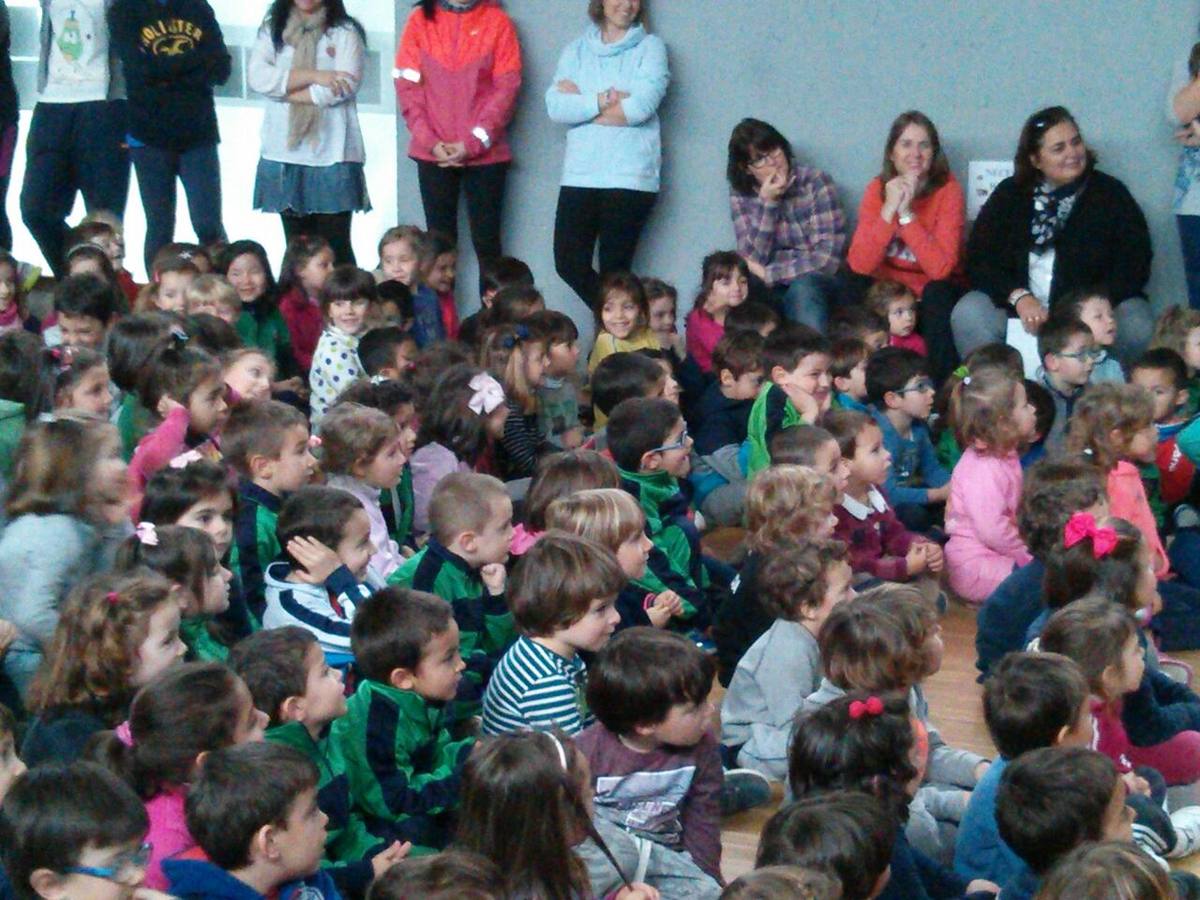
top-left (1168, 805), bottom-right (1200, 858)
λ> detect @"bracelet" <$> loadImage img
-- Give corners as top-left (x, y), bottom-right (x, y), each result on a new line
top-left (898, 212), bottom-right (914, 226)
top-left (1008, 289), bottom-right (1033, 308)
top-left (642, 594), bottom-right (657, 611)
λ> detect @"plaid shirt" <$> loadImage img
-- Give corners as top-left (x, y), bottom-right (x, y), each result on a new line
top-left (730, 163), bottom-right (846, 285)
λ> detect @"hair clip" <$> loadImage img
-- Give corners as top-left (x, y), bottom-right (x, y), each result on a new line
top-left (849, 696), bottom-right (885, 720)
top-left (468, 373), bottom-right (505, 416)
top-left (952, 365), bottom-right (970, 380)
top-left (370, 374), bottom-right (391, 386)
top-left (135, 521), bottom-right (159, 546)
top-left (545, 732), bottom-right (568, 772)
top-left (1082, 447), bottom-right (1095, 457)
top-left (1063, 512), bottom-right (1118, 559)
top-left (36, 412), bottom-right (57, 424)
top-left (308, 435), bottom-right (323, 449)
top-left (500, 324), bottom-right (530, 350)
top-left (169, 449), bottom-right (204, 469)
top-left (169, 326), bottom-right (189, 345)
top-left (106, 591), bottom-right (121, 606)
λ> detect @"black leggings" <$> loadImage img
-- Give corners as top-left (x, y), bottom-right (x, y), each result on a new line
top-left (553, 185), bottom-right (657, 309)
top-left (281, 211), bottom-right (356, 266)
top-left (416, 160), bottom-right (508, 264)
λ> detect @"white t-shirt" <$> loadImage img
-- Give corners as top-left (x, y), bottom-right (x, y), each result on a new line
top-left (39, 0), bottom-right (111, 103)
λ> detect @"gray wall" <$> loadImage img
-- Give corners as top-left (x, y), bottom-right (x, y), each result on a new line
top-left (396, 0), bottom-right (1197, 345)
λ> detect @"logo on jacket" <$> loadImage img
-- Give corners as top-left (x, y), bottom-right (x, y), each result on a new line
top-left (140, 19), bottom-right (204, 57)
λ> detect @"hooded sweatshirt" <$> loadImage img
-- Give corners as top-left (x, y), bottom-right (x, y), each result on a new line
top-left (164, 848), bottom-right (342, 900)
top-left (544, 23), bottom-right (669, 193)
top-left (109, 0), bottom-right (231, 151)
top-left (262, 561), bottom-right (377, 659)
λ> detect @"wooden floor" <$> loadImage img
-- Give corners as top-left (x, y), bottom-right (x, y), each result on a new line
top-left (714, 602), bottom-right (1200, 883)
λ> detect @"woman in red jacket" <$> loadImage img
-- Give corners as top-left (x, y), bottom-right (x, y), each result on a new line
top-left (394, 0), bottom-right (521, 271)
top-left (847, 111), bottom-right (965, 382)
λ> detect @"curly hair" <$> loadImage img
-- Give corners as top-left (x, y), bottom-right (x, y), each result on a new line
top-left (757, 538), bottom-right (849, 622)
top-left (819, 584), bottom-right (933, 691)
top-left (28, 571), bottom-right (176, 714)
top-left (1065, 383), bottom-right (1155, 472)
top-left (319, 402), bottom-right (400, 476)
top-left (951, 364), bottom-right (1027, 455)
top-left (746, 465), bottom-right (839, 551)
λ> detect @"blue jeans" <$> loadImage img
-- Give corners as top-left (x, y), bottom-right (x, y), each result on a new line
top-left (1178, 214), bottom-right (1200, 310)
top-left (20, 100), bottom-right (130, 277)
top-left (131, 142), bottom-right (225, 272)
top-left (951, 289), bottom-right (1154, 367)
top-left (774, 272), bottom-right (839, 332)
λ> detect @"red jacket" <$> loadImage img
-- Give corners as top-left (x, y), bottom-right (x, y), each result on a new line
top-left (394, 1), bottom-right (521, 166)
top-left (278, 287), bottom-right (323, 373)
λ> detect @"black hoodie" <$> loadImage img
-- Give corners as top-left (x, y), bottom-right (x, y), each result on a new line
top-left (109, 0), bottom-right (231, 151)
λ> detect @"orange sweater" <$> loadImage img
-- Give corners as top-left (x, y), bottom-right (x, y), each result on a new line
top-left (847, 174), bottom-right (965, 295)
top-left (394, 1), bottom-right (521, 166)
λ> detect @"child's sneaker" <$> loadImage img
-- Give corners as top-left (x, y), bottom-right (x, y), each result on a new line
top-left (1168, 806), bottom-right (1200, 858)
top-left (720, 767), bottom-right (771, 816)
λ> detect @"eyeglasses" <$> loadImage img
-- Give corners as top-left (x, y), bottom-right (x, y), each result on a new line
top-left (650, 425), bottom-right (690, 454)
top-left (748, 148), bottom-right (785, 170)
top-left (1056, 348), bottom-right (1105, 363)
top-left (895, 379), bottom-right (935, 395)
top-left (63, 843), bottom-right (153, 885)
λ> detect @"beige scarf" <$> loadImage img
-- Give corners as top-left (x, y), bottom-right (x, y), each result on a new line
top-left (284, 7), bottom-right (328, 150)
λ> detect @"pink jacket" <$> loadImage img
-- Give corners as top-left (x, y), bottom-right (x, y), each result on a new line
top-left (944, 448), bottom-right (1032, 602)
top-left (410, 441), bottom-right (471, 536)
top-left (143, 786), bottom-right (192, 890)
top-left (394, 1), bottom-right (521, 166)
top-left (685, 306), bottom-right (724, 373)
top-left (128, 406), bottom-right (220, 520)
top-left (1107, 461), bottom-right (1170, 578)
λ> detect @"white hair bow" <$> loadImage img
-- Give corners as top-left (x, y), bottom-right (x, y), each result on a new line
top-left (468, 373), bottom-right (505, 416)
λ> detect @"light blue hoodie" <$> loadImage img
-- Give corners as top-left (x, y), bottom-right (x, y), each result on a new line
top-left (545, 24), bottom-right (669, 193)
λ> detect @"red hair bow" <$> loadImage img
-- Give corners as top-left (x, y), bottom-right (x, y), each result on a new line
top-left (849, 696), bottom-right (884, 720)
top-left (1063, 512), bottom-right (1119, 559)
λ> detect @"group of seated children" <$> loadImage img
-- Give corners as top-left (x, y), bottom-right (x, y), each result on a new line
top-left (4, 206), bottom-right (1200, 900)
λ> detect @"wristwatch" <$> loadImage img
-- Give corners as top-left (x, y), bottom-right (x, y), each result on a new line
top-left (1008, 289), bottom-right (1033, 308)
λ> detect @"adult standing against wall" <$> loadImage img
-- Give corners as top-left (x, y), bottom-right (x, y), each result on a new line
top-left (951, 106), bottom-right (1153, 365)
top-left (20, 0), bottom-right (128, 278)
top-left (727, 118), bottom-right (846, 333)
top-left (110, 0), bottom-right (231, 273)
top-left (847, 111), bottom-right (965, 382)
top-left (1171, 40), bottom-right (1200, 310)
top-left (248, 0), bottom-right (369, 265)
top-left (0, 3), bottom-right (17, 252)
top-left (395, 0), bottom-right (521, 273)
top-left (546, 0), bottom-right (668, 310)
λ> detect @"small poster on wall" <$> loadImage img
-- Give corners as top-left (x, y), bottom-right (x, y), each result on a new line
top-left (967, 160), bottom-right (1015, 220)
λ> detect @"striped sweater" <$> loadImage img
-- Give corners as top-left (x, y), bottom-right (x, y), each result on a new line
top-left (481, 635), bottom-right (588, 736)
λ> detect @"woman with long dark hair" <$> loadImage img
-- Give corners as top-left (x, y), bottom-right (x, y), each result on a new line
top-left (951, 106), bottom-right (1153, 365)
top-left (394, 0), bottom-right (522, 272)
top-left (248, 0), bottom-right (369, 265)
top-left (546, 0), bottom-right (669, 310)
top-left (847, 111), bottom-right (966, 382)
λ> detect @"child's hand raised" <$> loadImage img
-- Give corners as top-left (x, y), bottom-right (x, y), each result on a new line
top-left (287, 536), bottom-right (343, 584)
top-left (370, 841), bottom-right (412, 878)
top-left (905, 543), bottom-right (928, 576)
top-left (791, 388), bottom-right (822, 425)
top-left (1121, 771), bottom-right (1151, 797)
top-left (156, 395), bottom-right (185, 419)
top-left (480, 563), bottom-right (506, 596)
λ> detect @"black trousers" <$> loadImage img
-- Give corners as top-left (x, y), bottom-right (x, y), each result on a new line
top-left (281, 211), bottom-right (356, 266)
top-left (553, 185), bottom-right (657, 309)
top-left (416, 160), bottom-right (508, 263)
top-left (920, 279), bottom-right (965, 384)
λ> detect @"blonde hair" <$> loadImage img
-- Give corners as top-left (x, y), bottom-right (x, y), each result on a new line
top-left (320, 402), bottom-right (400, 476)
top-left (429, 471), bottom-right (509, 547)
top-left (544, 488), bottom-right (645, 554)
top-left (5, 415), bottom-right (122, 520)
top-left (185, 274), bottom-right (240, 317)
top-left (1065, 383), bottom-right (1155, 472)
top-left (864, 279), bottom-right (914, 321)
top-left (221, 347), bottom-right (275, 378)
top-left (1150, 305), bottom-right (1200, 359)
top-left (952, 365), bottom-right (1025, 455)
top-left (746, 465), bottom-right (839, 551)
top-left (478, 324), bottom-right (548, 414)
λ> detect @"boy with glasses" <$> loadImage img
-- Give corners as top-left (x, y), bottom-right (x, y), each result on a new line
top-left (1038, 315), bottom-right (1101, 455)
top-left (867, 346), bottom-right (950, 534)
